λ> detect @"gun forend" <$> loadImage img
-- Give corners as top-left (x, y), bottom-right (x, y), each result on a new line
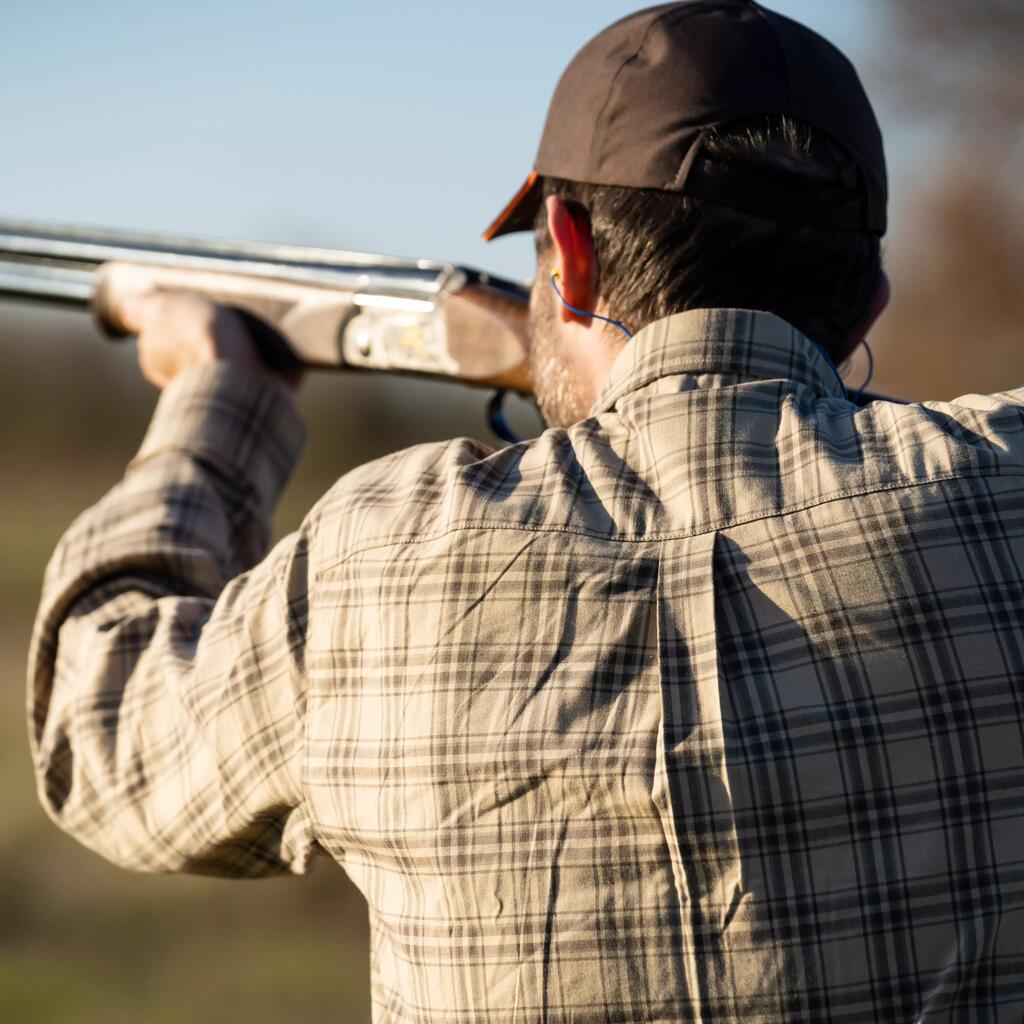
top-left (93, 261), bottom-right (531, 394)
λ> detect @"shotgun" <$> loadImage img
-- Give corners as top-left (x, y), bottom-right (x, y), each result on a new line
top-left (0, 218), bottom-right (533, 436)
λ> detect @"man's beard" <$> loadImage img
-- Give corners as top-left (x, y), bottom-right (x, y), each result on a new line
top-left (526, 283), bottom-right (591, 430)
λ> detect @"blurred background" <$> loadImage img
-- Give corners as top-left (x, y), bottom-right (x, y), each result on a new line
top-left (1, 1), bottom-right (1021, 1020)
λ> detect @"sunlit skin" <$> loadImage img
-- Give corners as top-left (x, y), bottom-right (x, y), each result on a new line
top-left (115, 193), bottom-right (892, 427)
top-left (113, 286), bottom-right (301, 394)
top-left (526, 196), bottom-right (630, 428)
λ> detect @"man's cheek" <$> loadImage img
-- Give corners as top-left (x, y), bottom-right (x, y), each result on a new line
top-left (526, 276), bottom-right (545, 336)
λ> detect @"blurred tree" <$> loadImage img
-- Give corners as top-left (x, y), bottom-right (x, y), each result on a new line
top-left (870, 0), bottom-right (1024, 400)
top-left (885, 0), bottom-right (1024, 148)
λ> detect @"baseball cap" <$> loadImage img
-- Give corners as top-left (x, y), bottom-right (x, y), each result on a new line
top-left (482, 0), bottom-right (887, 241)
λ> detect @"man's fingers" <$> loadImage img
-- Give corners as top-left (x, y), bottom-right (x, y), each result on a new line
top-left (115, 287), bottom-right (299, 394)
top-left (116, 288), bottom-right (214, 337)
top-left (119, 288), bottom-right (160, 335)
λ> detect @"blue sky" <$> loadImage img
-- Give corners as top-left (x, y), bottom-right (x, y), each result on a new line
top-left (0, 1), bottom-right (884, 282)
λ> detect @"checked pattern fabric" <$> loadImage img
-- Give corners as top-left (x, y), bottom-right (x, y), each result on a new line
top-left (29, 309), bottom-right (1024, 1022)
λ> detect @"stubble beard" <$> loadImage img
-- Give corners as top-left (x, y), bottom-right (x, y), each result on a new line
top-left (526, 282), bottom-right (591, 430)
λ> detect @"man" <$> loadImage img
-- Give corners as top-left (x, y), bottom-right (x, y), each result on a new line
top-left (28, 2), bottom-right (1024, 1021)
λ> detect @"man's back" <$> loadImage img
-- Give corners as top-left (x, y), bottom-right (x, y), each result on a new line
top-left (297, 309), bottom-right (1024, 1021)
top-left (30, 308), bottom-right (1024, 1022)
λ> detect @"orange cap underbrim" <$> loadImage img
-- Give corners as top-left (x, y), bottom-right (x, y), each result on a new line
top-left (482, 170), bottom-right (543, 242)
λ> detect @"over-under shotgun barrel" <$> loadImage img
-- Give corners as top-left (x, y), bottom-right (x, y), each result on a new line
top-left (0, 219), bottom-right (532, 394)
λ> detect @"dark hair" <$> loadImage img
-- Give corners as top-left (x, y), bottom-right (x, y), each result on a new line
top-left (534, 116), bottom-right (883, 360)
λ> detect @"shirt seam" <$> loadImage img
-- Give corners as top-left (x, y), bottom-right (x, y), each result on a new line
top-left (312, 468), bottom-right (1024, 579)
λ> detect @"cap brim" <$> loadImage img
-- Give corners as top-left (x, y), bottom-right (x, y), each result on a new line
top-left (482, 171), bottom-right (543, 242)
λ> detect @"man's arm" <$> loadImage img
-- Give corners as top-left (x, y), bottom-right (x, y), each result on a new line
top-left (26, 296), bottom-right (318, 876)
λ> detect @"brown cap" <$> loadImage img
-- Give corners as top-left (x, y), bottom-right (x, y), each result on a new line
top-left (483, 0), bottom-right (887, 241)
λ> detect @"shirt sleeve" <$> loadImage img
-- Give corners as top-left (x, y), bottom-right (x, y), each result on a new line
top-left (26, 362), bottom-right (318, 878)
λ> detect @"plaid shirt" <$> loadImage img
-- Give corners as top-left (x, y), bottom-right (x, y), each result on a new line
top-left (29, 309), bottom-right (1024, 1022)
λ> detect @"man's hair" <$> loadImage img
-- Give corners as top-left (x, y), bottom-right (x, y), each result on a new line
top-left (534, 116), bottom-right (883, 360)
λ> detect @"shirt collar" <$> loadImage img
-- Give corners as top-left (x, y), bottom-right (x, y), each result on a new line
top-left (590, 308), bottom-right (848, 416)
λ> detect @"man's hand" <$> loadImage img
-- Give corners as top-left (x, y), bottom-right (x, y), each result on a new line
top-left (117, 289), bottom-right (301, 393)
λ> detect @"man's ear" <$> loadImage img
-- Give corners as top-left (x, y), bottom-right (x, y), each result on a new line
top-left (545, 195), bottom-right (598, 327)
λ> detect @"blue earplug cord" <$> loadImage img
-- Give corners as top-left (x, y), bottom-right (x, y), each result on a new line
top-left (550, 272), bottom-right (634, 339)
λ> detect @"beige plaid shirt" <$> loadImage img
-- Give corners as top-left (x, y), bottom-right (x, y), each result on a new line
top-left (29, 309), bottom-right (1024, 1022)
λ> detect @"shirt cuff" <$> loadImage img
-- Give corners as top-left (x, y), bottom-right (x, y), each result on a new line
top-left (131, 362), bottom-right (307, 517)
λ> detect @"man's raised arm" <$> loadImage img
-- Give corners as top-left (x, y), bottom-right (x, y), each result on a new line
top-left (27, 295), bottom-right (318, 876)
